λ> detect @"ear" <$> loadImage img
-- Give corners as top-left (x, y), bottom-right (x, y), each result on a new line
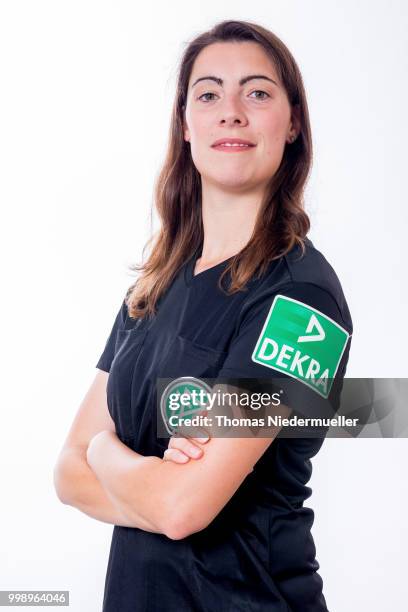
top-left (182, 105), bottom-right (190, 142)
top-left (288, 103), bottom-right (301, 141)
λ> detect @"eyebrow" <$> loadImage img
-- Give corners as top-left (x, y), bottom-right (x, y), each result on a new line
top-left (191, 74), bottom-right (278, 89)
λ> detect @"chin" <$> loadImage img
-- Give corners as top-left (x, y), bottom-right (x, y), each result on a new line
top-left (213, 179), bottom-right (254, 192)
top-left (203, 169), bottom-right (256, 191)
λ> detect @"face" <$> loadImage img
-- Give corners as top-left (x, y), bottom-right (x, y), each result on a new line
top-left (183, 41), bottom-right (300, 192)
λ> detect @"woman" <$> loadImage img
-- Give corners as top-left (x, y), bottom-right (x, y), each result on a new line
top-left (54, 20), bottom-right (353, 611)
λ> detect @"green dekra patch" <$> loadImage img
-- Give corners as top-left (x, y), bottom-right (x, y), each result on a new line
top-left (251, 295), bottom-right (350, 398)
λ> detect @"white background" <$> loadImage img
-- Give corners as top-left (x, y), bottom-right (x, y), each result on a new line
top-left (1, 1), bottom-right (407, 610)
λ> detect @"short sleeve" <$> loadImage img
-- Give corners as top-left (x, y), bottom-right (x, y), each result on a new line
top-left (95, 298), bottom-right (128, 373)
top-left (216, 282), bottom-right (353, 420)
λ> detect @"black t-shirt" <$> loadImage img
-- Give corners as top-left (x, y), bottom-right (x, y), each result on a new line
top-left (95, 237), bottom-right (353, 612)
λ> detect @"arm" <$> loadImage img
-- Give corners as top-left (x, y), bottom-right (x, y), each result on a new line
top-left (54, 443), bottom-right (136, 527)
top-left (87, 385), bottom-right (292, 540)
top-left (53, 369), bottom-right (161, 532)
top-left (86, 431), bottom-right (166, 530)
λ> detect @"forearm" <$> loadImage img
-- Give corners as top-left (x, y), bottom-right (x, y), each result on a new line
top-left (54, 446), bottom-right (161, 532)
top-left (86, 431), bottom-right (172, 534)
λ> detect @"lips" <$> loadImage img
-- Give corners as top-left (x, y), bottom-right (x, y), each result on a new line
top-left (211, 138), bottom-right (256, 147)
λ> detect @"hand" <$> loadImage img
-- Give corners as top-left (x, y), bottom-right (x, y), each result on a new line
top-left (163, 432), bottom-right (211, 464)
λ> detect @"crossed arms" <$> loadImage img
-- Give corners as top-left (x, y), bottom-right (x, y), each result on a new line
top-left (53, 370), bottom-right (290, 540)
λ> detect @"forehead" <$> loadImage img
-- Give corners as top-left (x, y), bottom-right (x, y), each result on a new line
top-left (188, 41), bottom-right (279, 86)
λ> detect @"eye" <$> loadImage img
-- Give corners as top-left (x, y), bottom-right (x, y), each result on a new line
top-left (197, 90), bottom-right (271, 103)
top-left (249, 90), bottom-right (270, 100)
top-left (197, 92), bottom-right (218, 102)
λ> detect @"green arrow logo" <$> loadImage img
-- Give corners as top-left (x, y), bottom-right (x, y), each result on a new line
top-left (297, 314), bottom-right (326, 342)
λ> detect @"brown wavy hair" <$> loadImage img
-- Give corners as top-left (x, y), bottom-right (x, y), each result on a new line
top-left (125, 19), bottom-right (312, 319)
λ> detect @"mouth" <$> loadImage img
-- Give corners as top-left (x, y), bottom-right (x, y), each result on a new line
top-left (211, 138), bottom-right (256, 152)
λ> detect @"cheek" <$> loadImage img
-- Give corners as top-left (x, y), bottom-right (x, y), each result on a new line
top-left (187, 107), bottom-right (211, 133)
top-left (258, 126), bottom-right (287, 158)
top-left (256, 108), bottom-right (289, 152)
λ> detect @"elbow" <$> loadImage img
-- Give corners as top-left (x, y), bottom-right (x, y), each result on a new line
top-left (53, 455), bottom-right (77, 506)
top-left (53, 466), bottom-right (70, 505)
top-left (163, 522), bottom-right (192, 541)
top-left (163, 501), bottom-right (210, 541)
top-left (163, 520), bottom-right (189, 541)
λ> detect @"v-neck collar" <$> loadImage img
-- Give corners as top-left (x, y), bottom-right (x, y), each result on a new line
top-left (183, 245), bottom-right (235, 287)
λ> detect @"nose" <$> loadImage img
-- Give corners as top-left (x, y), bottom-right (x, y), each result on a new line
top-left (218, 96), bottom-right (248, 126)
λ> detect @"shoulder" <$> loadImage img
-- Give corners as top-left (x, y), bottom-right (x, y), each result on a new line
top-left (220, 238), bottom-right (353, 399)
top-left (284, 237), bottom-right (345, 299)
top-left (241, 237), bottom-right (353, 334)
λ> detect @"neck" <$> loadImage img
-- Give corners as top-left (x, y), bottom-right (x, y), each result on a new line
top-left (199, 180), bottom-right (266, 262)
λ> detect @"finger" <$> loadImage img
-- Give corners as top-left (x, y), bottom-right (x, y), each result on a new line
top-left (190, 431), bottom-right (210, 444)
top-left (168, 436), bottom-right (204, 458)
top-left (175, 408), bottom-right (210, 439)
top-left (163, 448), bottom-right (190, 463)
